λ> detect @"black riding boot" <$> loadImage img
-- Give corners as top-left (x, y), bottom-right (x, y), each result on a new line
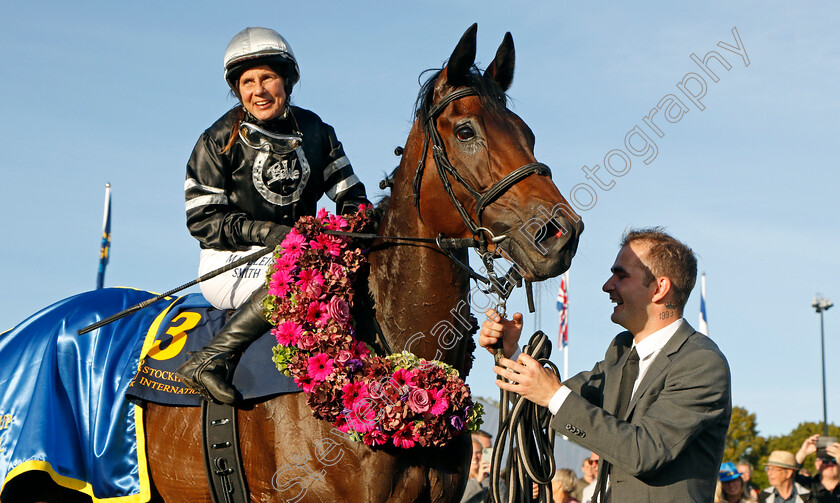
top-left (176, 286), bottom-right (271, 404)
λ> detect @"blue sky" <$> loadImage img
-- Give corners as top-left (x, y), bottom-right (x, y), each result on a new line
top-left (1, 1), bottom-right (838, 439)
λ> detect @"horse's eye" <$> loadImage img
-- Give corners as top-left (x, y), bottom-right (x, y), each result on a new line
top-left (455, 125), bottom-right (475, 141)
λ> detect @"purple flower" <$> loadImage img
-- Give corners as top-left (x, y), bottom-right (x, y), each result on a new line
top-left (346, 359), bottom-right (363, 372)
top-left (407, 388), bottom-right (431, 414)
top-left (326, 297), bottom-right (351, 324)
top-left (450, 415), bottom-right (464, 430)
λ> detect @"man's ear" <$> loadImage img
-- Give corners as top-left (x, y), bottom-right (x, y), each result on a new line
top-left (651, 276), bottom-right (673, 304)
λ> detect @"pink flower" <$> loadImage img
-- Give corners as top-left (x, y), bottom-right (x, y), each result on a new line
top-left (407, 388), bottom-right (431, 414)
top-left (347, 400), bottom-right (377, 433)
top-left (428, 388), bottom-right (450, 416)
top-left (307, 353), bottom-right (334, 381)
top-left (391, 368), bottom-right (417, 391)
top-left (294, 374), bottom-right (316, 394)
top-left (273, 321), bottom-right (303, 346)
top-left (295, 268), bottom-right (324, 298)
top-left (268, 268), bottom-right (294, 297)
top-left (281, 229), bottom-right (307, 257)
top-left (342, 381), bottom-right (369, 409)
top-left (335, 350), bottom-right (353, 364)
top-left (314, 234), bottom-right (344, 257)
top-left (326, 297), bottom-right (351, 325)
top-left (316, 207), bottom-right (329, 222)
top-left (275, 252), bottom-right (298, 270)
top-left (393, 423), bottom-right (417, 449)
top-left (325, 213), bottom-right (349, 231)
top-left (298, 333), bottom-right (318, 350)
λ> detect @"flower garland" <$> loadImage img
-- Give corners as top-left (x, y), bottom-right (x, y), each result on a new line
top-left (264, 206), bottom-right (483, 448)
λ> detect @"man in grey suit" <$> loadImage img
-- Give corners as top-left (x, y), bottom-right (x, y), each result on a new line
top-left (480, 228), bottom-right (731, 502)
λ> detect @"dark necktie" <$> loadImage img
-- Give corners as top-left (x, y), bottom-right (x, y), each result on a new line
top-left (595, 346), bottom-right (640, 502)
top-left (615, 346), bottom-right (640, 419)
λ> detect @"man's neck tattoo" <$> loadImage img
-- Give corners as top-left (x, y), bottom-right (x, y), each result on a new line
top-left (660, 303), bottom-right (678, 320)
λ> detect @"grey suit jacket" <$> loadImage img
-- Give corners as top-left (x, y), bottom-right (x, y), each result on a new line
top-left (551, 321), bottom-right (731, 502)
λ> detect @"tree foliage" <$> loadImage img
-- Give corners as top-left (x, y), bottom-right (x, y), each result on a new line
top-left (724, 406), bottom-right (765, 466)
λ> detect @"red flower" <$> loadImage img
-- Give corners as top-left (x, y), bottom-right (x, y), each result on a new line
top-left (363, 428), bottom-right (389, 446)
top-left (341, 381), bottom-right (369, 410)
top-left (393, 423), bottom-right (417, 449)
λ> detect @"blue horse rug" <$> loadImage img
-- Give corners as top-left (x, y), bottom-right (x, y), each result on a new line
top-left (0, 287), bottom-right (298, 502)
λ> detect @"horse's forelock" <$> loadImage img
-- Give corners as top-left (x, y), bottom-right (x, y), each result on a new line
top-left (413, 66), bottom-right (508, 135)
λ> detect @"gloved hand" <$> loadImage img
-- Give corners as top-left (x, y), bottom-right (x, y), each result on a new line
top-left (264, 224), bottom-right (292, 248)
top-left (244, 221), bottom-right (291, 248)
top-left (338, 197), bottom-right (371, 215)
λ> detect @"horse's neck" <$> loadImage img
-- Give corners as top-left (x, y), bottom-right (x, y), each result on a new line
top-left (368, 157), bottom-right (472, 368)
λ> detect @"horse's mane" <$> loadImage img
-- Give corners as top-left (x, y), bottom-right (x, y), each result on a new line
top-left (414, 66), bottom-right (508, 135)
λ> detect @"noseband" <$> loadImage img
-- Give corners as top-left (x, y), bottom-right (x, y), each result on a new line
top-left (412, 88), bottom-right (552, 244)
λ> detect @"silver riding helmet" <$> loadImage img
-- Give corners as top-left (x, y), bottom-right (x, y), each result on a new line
top-left (223, 27), bottom-right (300, 93)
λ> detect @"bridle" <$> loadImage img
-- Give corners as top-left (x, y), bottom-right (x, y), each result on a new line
top-left (412, 88), bottom-right (552, 248)
top-left (332, 87), bottom-right (554, 317)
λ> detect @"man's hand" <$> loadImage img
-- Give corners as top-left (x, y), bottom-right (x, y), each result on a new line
top-left (796, 434), bottom-right (820, 464)
top-left (479, 309), bottom-right (523, 359)
top-left (827, 442), bottom-right (840, 460)
top-left (477, 458), bottom-right (490, 482)
top-left (493, 353), bottom-right (562, 408)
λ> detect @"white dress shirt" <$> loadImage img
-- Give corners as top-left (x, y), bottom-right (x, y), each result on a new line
top-left (547, 318), bottom-right (685, 415)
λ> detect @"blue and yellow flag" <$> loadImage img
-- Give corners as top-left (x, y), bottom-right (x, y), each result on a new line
top-left (96, 183), bottom-right (112, 290)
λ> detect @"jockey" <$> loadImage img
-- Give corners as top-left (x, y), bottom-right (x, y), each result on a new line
top-left (177, 27), bottom-right (369, 403)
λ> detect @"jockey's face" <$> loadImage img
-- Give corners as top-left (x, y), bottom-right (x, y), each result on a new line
top-left (238, 65), bottom-right (287, 121)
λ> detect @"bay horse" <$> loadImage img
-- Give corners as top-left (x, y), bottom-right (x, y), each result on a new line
top-left (4, 24), bottom-right (582, 502)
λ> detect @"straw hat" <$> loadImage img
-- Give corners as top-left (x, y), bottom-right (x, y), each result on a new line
top-left (765, 451), bottom-right (799, 470)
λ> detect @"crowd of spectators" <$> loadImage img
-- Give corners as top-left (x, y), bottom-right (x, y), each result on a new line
top-left (460, 436), bottom-right (838, 503)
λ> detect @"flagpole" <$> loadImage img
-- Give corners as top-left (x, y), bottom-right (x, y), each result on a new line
top-left (698, 272), bottom-right (708, 335)
top-left (96, 183), bottom-right (112, 290)
top-left (563, 271), bottom-right (569, 380)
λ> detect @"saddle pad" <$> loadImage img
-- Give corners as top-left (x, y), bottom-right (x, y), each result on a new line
top-left (0, 288), bottom-right (172, 502)
top-left (0, 288), bottom-right (300, 503)
top-left (126, 293), bottom-right (301, 406)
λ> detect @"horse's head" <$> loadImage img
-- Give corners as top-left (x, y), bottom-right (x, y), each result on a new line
top-left (409, 24), bottom-right (583, 282)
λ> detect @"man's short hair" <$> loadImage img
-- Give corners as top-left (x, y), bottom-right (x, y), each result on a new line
top-left (552, 468), bottom-right (578, 493)
top-left (737, 460), bottom-right (753, 471)
top-left (621, 227), bottom-right (697, 310)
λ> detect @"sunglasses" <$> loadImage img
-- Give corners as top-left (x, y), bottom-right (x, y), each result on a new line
top-left (819, 457), bottom-right (837, 465)
top-left (586, 459), bottom-right (599, 465)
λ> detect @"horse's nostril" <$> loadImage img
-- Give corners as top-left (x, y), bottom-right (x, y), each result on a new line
top-left (539, 218), bottom-right (568, 245)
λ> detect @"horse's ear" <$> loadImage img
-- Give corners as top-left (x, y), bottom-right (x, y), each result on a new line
top-left (484, 32), bottom-right (515, 91)
top-left (444, 23), bottom-right (478, 87)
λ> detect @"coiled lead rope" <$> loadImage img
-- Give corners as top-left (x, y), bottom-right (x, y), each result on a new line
top-left (489, 330), bottom-right (560, 503)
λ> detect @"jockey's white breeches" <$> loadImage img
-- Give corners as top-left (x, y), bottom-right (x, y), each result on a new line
top-left (198, 247), bottom-right (274, 310)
